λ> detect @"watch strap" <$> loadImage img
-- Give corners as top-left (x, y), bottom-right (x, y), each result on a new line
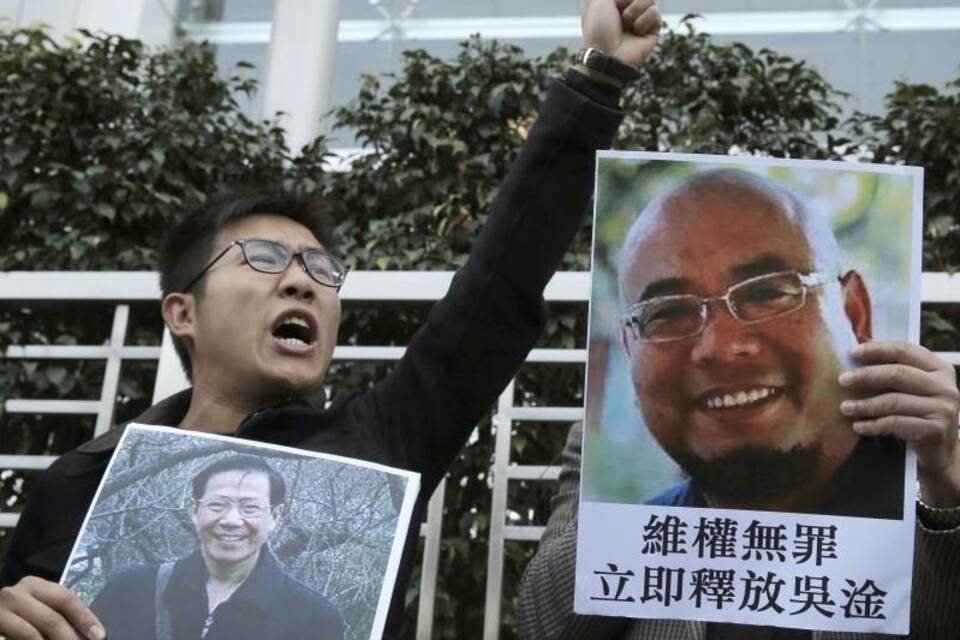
top-left (575, 47), bottom-right (642, 86)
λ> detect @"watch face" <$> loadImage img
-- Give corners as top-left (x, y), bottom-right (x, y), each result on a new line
top-left (578, 47), bottom-right (599, 66)
top-left (577, 46), bottom-right (639, 83)
top-left (582, 48), bottom-right (610, 73)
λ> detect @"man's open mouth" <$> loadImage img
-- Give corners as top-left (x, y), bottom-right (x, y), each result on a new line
top-left (699, 387), bottom-right (781, 410)
top-left (271, 311), bottom-right (316, 347)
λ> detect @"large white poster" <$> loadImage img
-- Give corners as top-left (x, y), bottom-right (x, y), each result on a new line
top-left (575, 152), bottom-right (923, 634)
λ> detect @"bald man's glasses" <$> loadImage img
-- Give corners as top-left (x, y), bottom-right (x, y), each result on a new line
top-left (623, 271), bottom-right (830, 343)
top-left (183, 238), bottom-right (348, 293)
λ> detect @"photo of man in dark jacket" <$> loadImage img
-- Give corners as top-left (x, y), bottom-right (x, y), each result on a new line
top-left (89, 454), bottom-right (344, 640)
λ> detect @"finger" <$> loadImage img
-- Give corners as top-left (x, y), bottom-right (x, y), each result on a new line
top-left (852, 415), bottom-right (942, 442)
top-left (0, 605), bottom-right (43, 640)
top-left (622, 0), bottom-right (655, 31)
top-left (841, 392), bottom-right (948, 420)
top-left (19, 579), bottom-right (103, 640)
top-left (632, 4), bottom-right (662, 37)
top-left (839, 363), bottom-right (948, 396)
top-left (850, 341), bottom-right (943, 372)
top-left (1, 592), bottom-right (81, 640)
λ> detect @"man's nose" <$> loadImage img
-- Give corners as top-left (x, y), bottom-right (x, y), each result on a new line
top-left (217, 504), bottom-right (245, 524)
top-left (690, 303), bottom-right (761, 365)
top-left (277, 258), bottom-right (315, 301)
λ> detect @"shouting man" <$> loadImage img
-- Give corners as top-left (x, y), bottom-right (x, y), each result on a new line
top-left (0, 1), bottom-right (663, 639)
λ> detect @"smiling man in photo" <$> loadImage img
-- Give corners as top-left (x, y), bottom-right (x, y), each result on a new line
top-left (89, 455), bottom-right (343, 640)
top-left (618, 169), bottom-right (900, 517)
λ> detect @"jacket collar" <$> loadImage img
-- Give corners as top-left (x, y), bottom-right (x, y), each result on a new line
top-left (75, 389), bottom-right (328, 455)
top-left (163, 546), bottom-right (285, 614)
top-left (76, 389), bottom-right (194, 454)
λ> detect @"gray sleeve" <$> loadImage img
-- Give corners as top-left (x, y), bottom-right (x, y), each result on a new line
top-left (514, 422), bottom-right (630, 639)
top-left (909, 517), bottom-right (960, 637)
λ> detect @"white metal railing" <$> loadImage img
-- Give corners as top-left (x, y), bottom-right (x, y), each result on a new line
top-left (1, 270), bottom-right (958, 638)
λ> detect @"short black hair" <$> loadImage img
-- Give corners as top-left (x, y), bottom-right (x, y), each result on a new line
top-left (158, 191), bottom-right (335, 380)
top-left (191, 453), bottom-right (287, 506)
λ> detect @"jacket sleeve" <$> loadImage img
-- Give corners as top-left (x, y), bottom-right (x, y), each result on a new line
top-left (910, 511), bottom-right (960, 637)
top-left (0, 469), bottom-right (50, 587)
top-left (353, 73), bottom-right (624, 492)
top-left (514, 422), bottom-right (630, 639)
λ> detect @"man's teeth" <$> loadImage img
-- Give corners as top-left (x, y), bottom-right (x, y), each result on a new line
top-left (217, 534), bottom-right (245, 541)
top-left (279, 336), bottom-right (307, 346)
top-left (281, 316), bottom-right (309, 328)
top-left (704, 388), bottom-right (776, 409)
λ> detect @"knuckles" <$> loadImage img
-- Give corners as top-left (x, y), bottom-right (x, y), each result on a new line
top-left (0, 584), bottom-right (17, 605)
top-left (889, 364), bottom-right (910, 386)
top-left (18, 577), bottom-right (44, 592)
top-left (877, 396), bottom-right (901, 414)
top-left (33, 609), bottom-right (68, 636)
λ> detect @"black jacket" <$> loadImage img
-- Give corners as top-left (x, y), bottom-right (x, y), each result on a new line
top-left (0, 71), bottom-right (624, 635)
top-left (90, 548), bottom-right (344, 640)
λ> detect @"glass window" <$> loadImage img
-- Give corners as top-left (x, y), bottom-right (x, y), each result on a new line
top-left (330, 0), bottom-right (960, 147)
top-left (172, 1), bottom-right (960, 147)
top-left (176, 0), bottom-right (273, 119)
top-left (178, 0), bottom-right (274, 23)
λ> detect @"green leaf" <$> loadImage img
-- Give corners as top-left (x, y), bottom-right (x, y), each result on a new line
top-left (46, 366), bottom-right (67, 387)
top-left (93, 203), bottom-right (116, 220)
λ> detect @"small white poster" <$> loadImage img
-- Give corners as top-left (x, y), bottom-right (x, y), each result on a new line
top-left (61, 424), bottom-right (419, 640)
top-left (575, 152), bottom-right (923, 635)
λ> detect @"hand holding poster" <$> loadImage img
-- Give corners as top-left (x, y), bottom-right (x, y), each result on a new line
top-left (60, 425), bottom-right (419, 640)
top-left (575, 152), bottom-right (923, 634)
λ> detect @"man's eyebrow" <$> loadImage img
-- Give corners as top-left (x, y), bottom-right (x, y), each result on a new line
top-left (637, 277), bottom-right (693, 302)
top-left (729, 254), bottom-right (795, 281)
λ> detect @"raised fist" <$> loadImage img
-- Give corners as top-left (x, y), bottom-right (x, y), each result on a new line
top-left (582, 0), bottom-right (662, 67)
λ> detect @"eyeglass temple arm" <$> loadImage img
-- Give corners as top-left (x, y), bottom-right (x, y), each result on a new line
top-left (181, 243), bottom-right (236, 293)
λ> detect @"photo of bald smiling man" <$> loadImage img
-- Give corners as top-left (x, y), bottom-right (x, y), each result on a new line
top-left (584, 160), bottom-right (921, 519)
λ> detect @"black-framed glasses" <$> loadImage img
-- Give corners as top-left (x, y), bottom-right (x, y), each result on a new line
top-left (623, 270), bottom-right (831, 343)
top-left (182, 238), bottom-right (348, 293)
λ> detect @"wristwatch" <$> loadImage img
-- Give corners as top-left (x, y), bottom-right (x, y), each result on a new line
top-left (574, 47), bottom-right (642, 86)
top-left (917, 495), bottom-right (960, 530)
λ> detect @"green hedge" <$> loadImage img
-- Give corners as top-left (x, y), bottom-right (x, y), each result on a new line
top-left (0, 21), bottom-right (958, 639)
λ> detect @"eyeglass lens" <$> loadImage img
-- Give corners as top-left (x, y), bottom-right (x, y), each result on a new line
top-left (241, 239), bottom-right (345, 288)
top-left (730, 272), bottom-right (805, 321)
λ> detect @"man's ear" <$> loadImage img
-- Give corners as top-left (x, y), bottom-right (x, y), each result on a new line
top-left (270, 504), bottom-right (285, 530)
top-left (839, 270), bottom-right (872, 343)
top-left (162, 292), bottom-right (196, 346)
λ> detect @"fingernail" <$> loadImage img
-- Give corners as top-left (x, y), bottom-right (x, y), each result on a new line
top-left (840, 400), bottom-right (855, 415)
top-left (838, 372), bottom-right (854, 386)
top-left (88, 624), bottom-right (106, 640)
